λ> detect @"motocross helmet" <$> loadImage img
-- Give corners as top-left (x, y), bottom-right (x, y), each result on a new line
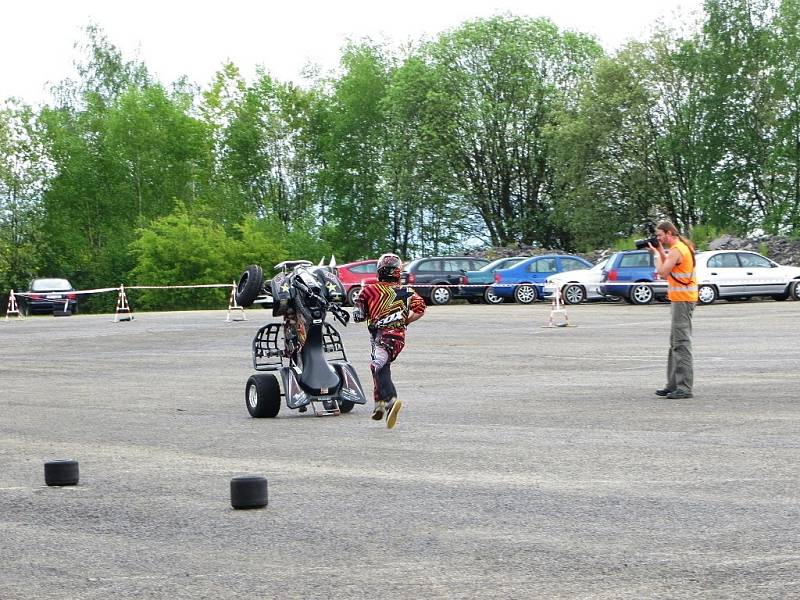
top-left (377, 253), bottom-right (402, 282)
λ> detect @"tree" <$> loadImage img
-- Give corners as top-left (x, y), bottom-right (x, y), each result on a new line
top-left (0, 100), bottom-right (49, 291)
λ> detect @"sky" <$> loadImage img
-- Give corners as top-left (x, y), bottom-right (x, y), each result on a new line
top-left (2, 0), bottom-right (705, 105)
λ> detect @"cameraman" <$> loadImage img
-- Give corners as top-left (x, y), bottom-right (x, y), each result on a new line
top-left (647, 220), bottom-right (698, 399)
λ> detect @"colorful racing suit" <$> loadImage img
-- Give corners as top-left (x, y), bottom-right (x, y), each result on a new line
top-left (353, 281), bottom-right (426, 403)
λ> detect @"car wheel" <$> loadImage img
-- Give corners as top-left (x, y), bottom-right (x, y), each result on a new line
top-left (483, 287), bottom-right (504, 305)
top-left (430, 286), bottom-right (452, 305)
top-left (338, 400), bottom-right (355, 413)
top-left (771, 292), bottom-right (789, 301)
top-left (236, 265), bottom-right (264, 307)
top-left (698, 284), bottom-right (717, 305)
top-left (346, 285), bottom-right (361, 306)
top-left (514, 284), bottom-right (537, 304)
top-left (245, 373), bottom-right (281, 418)
top-left (630, 283), bottom-right (654, 305)
top-left (790, 280), bottom-right (800, 301)
top-left (562, 284), bottom-right (585, 305)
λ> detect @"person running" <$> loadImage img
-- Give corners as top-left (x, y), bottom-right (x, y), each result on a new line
top-left (353, 253), bottom-right (426, 429)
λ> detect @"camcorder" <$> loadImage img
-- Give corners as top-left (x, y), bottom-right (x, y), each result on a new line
top-left (634, 222), bottom-right (659, 250)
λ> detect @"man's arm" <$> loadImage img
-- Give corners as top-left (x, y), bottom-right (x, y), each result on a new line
top-left (652, 245), bottom-right (681, 280)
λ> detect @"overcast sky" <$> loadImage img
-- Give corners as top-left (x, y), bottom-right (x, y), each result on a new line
top-left (2, 0), bottom-right (705, 105)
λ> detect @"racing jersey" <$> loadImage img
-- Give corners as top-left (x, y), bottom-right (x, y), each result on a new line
top-left (353, 281), bottom-right (426, 336)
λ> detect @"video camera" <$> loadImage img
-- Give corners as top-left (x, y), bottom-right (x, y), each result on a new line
top-left (634, 222), bottom-right (659, 250)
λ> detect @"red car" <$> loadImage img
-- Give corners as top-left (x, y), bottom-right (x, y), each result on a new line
top-left (336, 259), bottom-right (378, 305)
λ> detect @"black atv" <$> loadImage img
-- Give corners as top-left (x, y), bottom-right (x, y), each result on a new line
top-left (235, 261), bottom-right (367, 417)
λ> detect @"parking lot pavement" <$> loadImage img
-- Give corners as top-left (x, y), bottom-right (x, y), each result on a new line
top-left (1, 302), bottom-right (799, 599)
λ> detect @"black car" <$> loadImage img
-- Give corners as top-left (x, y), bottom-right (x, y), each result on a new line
top-left (20, 278), bottom-right (78, 315)
top-left (400, 256), bottom-right (490, 305)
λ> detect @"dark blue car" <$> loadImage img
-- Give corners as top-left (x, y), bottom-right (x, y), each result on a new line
top-left (490, 254), bottom-right (593, 303)
top-left (599, 250), bottom-right (668, 304)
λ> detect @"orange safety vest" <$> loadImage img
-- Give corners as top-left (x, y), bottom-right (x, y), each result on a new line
top-left (668, 239), bottom-right (698, 302)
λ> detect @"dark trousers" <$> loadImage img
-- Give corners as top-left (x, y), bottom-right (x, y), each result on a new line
top-left (369, 330), bottom-right (405, 402)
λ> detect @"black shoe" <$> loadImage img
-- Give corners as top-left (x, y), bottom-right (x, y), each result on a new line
top-left (666, 390), bottom-right (693, 399)
top-left (655, 388), bottom-right (674, 397)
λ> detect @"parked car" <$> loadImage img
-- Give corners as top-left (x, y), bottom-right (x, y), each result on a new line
top-left (19, 278), bottom-right (78, 315)
top-left (599, 250), bottom-right (668, 304)
top-left (695, 250), bottom-right (800, 304)
top-left (489, 255), bottom-right (593, 304)
top-left (336, 259), bottom-right (378, 305)
top-left (543, 258), bottom-right (612, 304)
top-left (400, 256), bottom-right (490, 305)
top-left (458, 256), bottom-right (528, 304)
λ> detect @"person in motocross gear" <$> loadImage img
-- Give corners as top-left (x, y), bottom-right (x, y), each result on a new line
top-left (353, 253), bottom-right (425, 429)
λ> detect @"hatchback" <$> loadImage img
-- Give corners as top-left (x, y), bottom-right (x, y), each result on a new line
top-left (336, 259), bottom-right (378, 305)
top-left (400, 256), bottom-right (490, 305)
top-left (489, 254), bottom-right (593, 304)
top-left (695, 250), bottom-right (800, 304)
top-left (599, 250), bottom-right (668, 304)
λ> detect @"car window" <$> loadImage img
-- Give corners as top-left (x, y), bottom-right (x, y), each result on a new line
top-left (416, 260), bottom-right (440, 273)
top-left (442, 259), bottom-right (471, 272)
top-left (498, 258), bottom-right (524, 269)
top-left (737, 252), bottom-right (771, 268)
top-left (350, 263), bottom-right (376, 274)
top-left (528, 258), bottom-right (557, 273)
top-left (31, 278), bottom-right (72, 291)
top-left (707, 253), bottom-right (739, 268)
top-left (619, 253), bottom-right (651, 268)
top-left (560, 258), bottom-right (587, 272)
top-left (471, 259), bottom-right (490, 270)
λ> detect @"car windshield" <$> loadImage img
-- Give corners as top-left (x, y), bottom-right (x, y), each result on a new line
top-left (31, 278), bottom-right (72, 291)
top-left (590, 259), bottom-right (608, 272)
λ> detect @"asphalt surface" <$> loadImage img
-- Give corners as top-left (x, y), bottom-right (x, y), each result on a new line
top-left (1, 300), bottom-right (799, 599)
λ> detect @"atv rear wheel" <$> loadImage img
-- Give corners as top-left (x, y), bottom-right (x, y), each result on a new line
top-left (245, 373), bottom-right (281, 418)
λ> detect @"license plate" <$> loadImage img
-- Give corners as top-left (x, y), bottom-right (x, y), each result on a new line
top-left (46, 294), bottom-right (63, 299)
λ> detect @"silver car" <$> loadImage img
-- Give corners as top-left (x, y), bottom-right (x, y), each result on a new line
top-left (695, 250), bottom-right (800, 304)
top-left (544, 258), bottom-right (610, 304)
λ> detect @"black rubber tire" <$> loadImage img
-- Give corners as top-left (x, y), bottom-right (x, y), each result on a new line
top-left (771, 292), bottom-right (789, 301)
top-left (467, 298), bottom-right (481, 304)
top-left (338, 400), bottom-right (355, 413)
top-left (790, 280), bottom-right (800, 301)
top-left (562, 284), bottom-right (586, 305)
top-left (230, 475), bottom-right (268, 509)
top-left (245, 373), bottom-right (281, 418)
top-left (346, 286), bottom-right (361, 306)
top-left (44, 459), bottom-right (79, 486)
top-left (629, 283), bottom-right (654, 305)
top-left (429, 286), bottom-right (452, 305)
top-left (236, 265), bottom-right (264, 307)
top-left (483, 287), bottom-right (504, 304)
top-left (698, 284), bottom-right (717, 305)
top-left (514, 284), bottom-right (537, 304)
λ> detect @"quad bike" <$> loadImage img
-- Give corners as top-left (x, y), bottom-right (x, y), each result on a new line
top-left (235, 260), bottom-right (368, 418)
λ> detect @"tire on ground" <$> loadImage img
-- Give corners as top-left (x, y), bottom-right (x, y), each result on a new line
top-left (483, 287), bottom-right (504, 304)
top-left (230, 475), bottom-right (268, 509)
top-left (429, 285), bottom-right (452, 305)
top-left (44, 459), bottom-right (79, 486)
top-left (562, 284), bottom-right (585, 305)
top-left (698, 284), bottom-right (717, 305)
top-left (629, 283), bottom-right (654, 305)
top-left (346, 286), bottom-right (361, 306)
top-left (514, 284), bottom-right (537, 304)
top-left (245, 373), bottom-right (281, 418)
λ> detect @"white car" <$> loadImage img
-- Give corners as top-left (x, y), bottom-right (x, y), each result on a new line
top-left (544, 258), bottom-right (610, 304)
top-left (695, 250), bottom-right (800, 304)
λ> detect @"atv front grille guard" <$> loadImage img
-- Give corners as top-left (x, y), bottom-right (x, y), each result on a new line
top-left (252, 322), bottom-right (348, 371)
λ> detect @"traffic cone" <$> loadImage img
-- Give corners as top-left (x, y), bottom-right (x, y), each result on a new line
top-left (226, 281), bottom-right (246, 322)
top-left (4, 290), bottom-right (23, 321)
top-left (114, 285), bottom-right (133, 322)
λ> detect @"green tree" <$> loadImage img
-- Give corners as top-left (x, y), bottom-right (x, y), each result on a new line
top-left (0, 100), bottom-right (49, 291)
top-left (129, 204), bottom-right (236, 310)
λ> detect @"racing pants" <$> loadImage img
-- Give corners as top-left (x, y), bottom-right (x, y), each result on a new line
top-left (369, 330), bottom-right (405, 403)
